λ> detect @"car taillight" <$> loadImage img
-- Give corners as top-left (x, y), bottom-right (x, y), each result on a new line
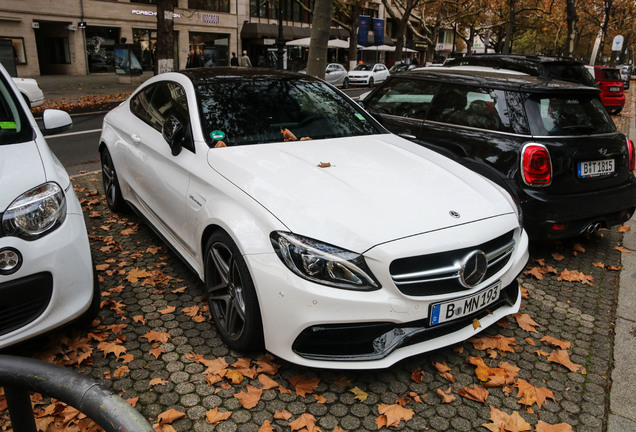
top-left (522, 144), bottom-right (551, 186)
top-left (627, 138), bottom-right (635, 171)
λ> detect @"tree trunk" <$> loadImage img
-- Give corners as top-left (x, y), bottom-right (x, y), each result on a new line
top-left (503, 0), bottom-right (516, 54)
top-left (307, 0), bottom-right (333, 79)
top-left (156, 0), bottom-right (175, 74)
top-left (564, 0), bottom-right (578, 57)
top-left (348, 1), bottom-right (362, 71)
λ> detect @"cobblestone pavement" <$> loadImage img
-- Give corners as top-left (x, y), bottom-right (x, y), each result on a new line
top-left (2, 84), bottom-right (634, 432)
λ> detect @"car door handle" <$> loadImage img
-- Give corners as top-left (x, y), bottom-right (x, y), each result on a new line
top-left (399, 133), bottom-right (416, 140)
top-left (130, 134), bottom-right (141, 143)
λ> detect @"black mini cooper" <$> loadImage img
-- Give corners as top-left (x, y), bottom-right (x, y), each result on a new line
top-left (362, 68), bottom-right (636, 239)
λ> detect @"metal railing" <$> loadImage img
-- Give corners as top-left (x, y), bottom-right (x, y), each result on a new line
top-left (0, 354), bottom-right (154, 432)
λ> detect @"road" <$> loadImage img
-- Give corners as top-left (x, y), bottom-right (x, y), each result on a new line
top-left (43, 87), bottom-right (372, 175)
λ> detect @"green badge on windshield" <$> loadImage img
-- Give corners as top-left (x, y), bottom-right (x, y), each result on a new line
top-left (355, 113), bottom-right (365, 120)
top-left (0, 121), bottom-right (17, 129)
top-left (211, 130), bottom-right (225, 140)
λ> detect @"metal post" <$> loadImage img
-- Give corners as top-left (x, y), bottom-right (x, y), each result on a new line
top-left (3, 386), bottom-right (37, 432)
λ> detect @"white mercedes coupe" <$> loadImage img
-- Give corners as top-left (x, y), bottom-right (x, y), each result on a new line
top-left (99, 67), bottom-right (529, 369)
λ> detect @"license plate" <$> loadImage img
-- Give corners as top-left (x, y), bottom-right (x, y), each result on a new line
top-left (577, 159), bottom-right (615, 178)
top-left (429, 282), bottom-right (501, 326)
top-left (609, 87), bottom-right (621, 92)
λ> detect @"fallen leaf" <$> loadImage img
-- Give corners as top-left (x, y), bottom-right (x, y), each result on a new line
top-left (156, 408), bottom-right (185, 425)
top-left (547, 350), bottom-right (581, 372)
top-left (619, 225), bottom-right (631, 233)
top-left (289, 375), bottom-right (320, 398)
top-left (436, 387), bottom-right (456, 403)
top-left (614, 246), bottom-right (631, 253)
top-left (258, 420), bottom-right (276, 432)
top-left (205, 408), bottom-right (232, 424)
top-left (469, 334), bottom-right (517, 352)
top-left (482, 406), bottom-right (531, 432)
top-left (377, 403), bottom-right (414, 427)
top-left (552, 252), bottom-right (564, 261)
top-left (289, 413), bottom-right (319, 431)
top-left (143, 330), bottom-right (170, 344)
top-left (473, 318), bottom-right (482, 329)
top-left (317, 162), bottom-right (331, 168)
top-left (150, 378), bottom-right (168, 386)
top-left (515, 379), bottom-right (556, 408)
top-left (513, 313), bottom-right (540, 333)
top-left (233, 385), bottom-right (263, 409)
top-left (158, 305), bottom-right (176, 314)
top-left (457, 384), bottom-right (489, 403)
top-left (274, 409), bottom-right (293, 420)
top-left (540, 336), bottom-right (571, 350)
top-left (350, 386), bottom-right (368, 402)
top-left (535, 420), bottom-right (574, 431)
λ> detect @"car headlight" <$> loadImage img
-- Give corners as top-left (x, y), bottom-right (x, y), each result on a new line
top-left (2, 182), bottom-right (67, 240)
top-left (270, 231), bottom-right (380, 291)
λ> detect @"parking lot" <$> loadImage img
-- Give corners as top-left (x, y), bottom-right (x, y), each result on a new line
top-left (1, 82), bottom-right (635, 432)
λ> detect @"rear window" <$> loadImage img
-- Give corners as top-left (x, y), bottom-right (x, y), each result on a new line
top-left (524, 93), bottom-right (616, 136)
top-left (542, 63), bottom-right (597, 87)
top-left (0, 76), bottom-right (33, 145)
top-left (427, 84), bottom-right (520, 133)
top-left (600, 68), bottom-right (622, 81)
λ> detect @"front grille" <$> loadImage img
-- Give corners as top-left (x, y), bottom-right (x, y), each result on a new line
top-left (0, 272), bottom-right (53, 336)
top-left (390, 230), bottom-right (515, 296)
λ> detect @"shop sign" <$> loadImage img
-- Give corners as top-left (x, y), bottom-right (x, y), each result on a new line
top-left (202, 14), bottom-right (219, 24)
top-left (132, 10), bottom-right (181, 18)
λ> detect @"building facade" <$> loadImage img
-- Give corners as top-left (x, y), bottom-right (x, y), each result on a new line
top-left (1, 0), bottom-right (380, 76)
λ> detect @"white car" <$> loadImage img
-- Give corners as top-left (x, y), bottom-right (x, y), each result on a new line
top-left (12, 77), bottom-right (45, 108)
top-left (348, 63), bottom-right (390, 87)
top-left (0, 64), bottom-right (98, 348)
top-left (99, 68), bottom-right (528, 369)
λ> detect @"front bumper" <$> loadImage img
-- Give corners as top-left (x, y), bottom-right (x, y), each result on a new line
top-left (0, 211), bottom-right (94, 349)
top-left (348, 76), bottom-right (370, 85)
top-left (247, 216), bottom-right (528, 369)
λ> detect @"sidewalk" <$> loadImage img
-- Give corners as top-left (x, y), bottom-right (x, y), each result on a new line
top-left (608, 85), bottom-right (636, 432)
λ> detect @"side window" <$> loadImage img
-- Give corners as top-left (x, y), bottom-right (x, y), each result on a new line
top-left (130, 82), bottom-right (194, 152)
top-left (428, 85), bottom-right (513, 133)
top-left (365, 78), bottom-right (439, 120)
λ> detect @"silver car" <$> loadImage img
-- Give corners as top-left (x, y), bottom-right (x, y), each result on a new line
top-left (324, 63), bottom-right (349, 88)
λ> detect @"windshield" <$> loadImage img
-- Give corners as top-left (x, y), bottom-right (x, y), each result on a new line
top-left (196, 77), bottom-right (380, 146)
top-left (0, 75), bottom-right (33, 145)
top-left (524, 93), bottom-right (616, 136)
top-left (354, 64), bottom-right (373, 71)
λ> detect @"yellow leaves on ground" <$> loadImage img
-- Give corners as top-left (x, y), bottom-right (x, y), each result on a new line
top-left (375, 404), bottom-right (414, 428)
top-left (349, 386), bottom-right (368, 402)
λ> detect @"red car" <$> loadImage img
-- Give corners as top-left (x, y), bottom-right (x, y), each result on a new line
top-left (586, 65), bottom-right (626, 114)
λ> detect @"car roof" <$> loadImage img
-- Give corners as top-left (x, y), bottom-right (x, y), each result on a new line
top-left (445, 54), bottom-right (584, 66)
top-left (399, 68), bottom-right (600, 94)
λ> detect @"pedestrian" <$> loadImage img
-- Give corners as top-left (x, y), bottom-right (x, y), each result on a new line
top-left (186, 50), bottom-right (202, 68)
top-left (240, 50), bottom-right (252, 67)
top-left (230, 52), bottom-right (239, 66)
top-left (411, 56), bottom-right (419, 66)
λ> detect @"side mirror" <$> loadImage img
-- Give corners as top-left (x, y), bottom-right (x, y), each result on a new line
top-left (42, 109), bottom-right (72, 136)
top-left (162, 115), bottom-right (184, 156)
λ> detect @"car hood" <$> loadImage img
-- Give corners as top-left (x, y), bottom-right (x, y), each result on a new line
top-left (0, 141), bottom-right (46, 211)
top-left (207, 134), bottom-right (514, 252)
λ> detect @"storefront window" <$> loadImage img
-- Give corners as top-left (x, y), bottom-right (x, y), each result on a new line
top-left (188, 0), bottom-right (230, 12)
top-left (188, 31), bottom-right (229, 67)
top-left (86, 26), bottom-right (120, 73)
top-left (133, 28), bottom-right (156, 71)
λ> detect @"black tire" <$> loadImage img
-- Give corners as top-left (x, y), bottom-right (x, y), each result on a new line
top-left (368, 77), bottom-right (374, 88)
top-left (204, 231), bottom-right (264, 352)
top-left (100, 147), bottom-right (127, 212)
top-left (342, 77), bottom-right (350, 89)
